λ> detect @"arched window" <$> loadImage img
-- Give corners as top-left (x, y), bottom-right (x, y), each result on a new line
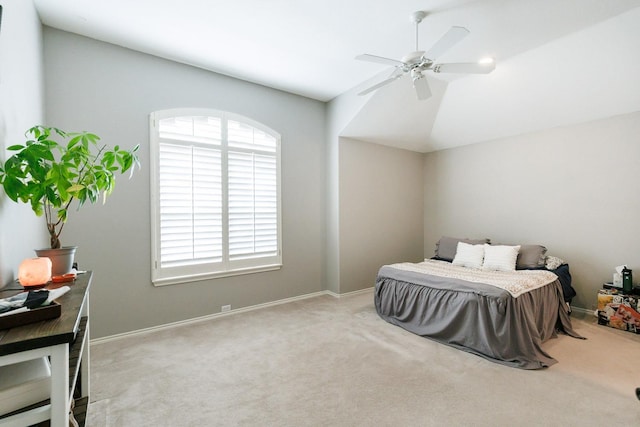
top-left (150, 109), bottom-right (281, 285)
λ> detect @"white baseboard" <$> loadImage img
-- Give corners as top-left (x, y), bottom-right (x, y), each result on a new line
top-left (571, 306), bottom-right (597, 317)
top-left (91, 287), bottom-right (374, 345)
top-left (325, 286), bottom-right (373, 299)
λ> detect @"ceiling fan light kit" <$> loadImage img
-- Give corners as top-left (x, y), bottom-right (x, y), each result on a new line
top-left (356, 10), bottom-right (496, 100)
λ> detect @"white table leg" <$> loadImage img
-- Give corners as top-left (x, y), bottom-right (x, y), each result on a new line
top-left (49, 344), bottom-right (69, 427)
top-left (81, 302), bottom-right (90, 398)
top-left (80, 323), bottom-right (90, 397)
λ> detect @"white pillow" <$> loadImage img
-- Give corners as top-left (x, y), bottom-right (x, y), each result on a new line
top-left (452, 242), bottom-right (485, 269)
top-left (482, 244), bottom-right (521, 271)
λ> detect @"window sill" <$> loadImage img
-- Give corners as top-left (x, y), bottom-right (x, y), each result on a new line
top-left (152, 264), bottom-right (282, 287)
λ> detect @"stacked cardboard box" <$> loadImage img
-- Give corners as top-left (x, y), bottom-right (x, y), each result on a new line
top-left (597, 289), bottom-right (640, 334)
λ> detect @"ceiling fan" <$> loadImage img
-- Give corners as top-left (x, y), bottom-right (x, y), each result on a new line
top-left (356, 11), bottom-right (495, 100)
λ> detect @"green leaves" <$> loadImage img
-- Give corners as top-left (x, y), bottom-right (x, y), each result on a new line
top-left (1, 175), bottom-right (24, 203)
top-left (0, 125), bottom-right (141, 248)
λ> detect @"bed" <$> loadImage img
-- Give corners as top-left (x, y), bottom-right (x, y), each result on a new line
top-left (374, 237), bottom-right (583, 369)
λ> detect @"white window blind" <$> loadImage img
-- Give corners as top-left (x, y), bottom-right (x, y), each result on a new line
top-left (158, 143), bottom-right (222, 266)
top-left (150, 109), bottom-right (281, 285)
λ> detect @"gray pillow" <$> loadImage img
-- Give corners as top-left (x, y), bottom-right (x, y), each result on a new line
top-left (516, 245), bottom-right (548, 269)
top-left (435, 236), bottom-right (490, 262)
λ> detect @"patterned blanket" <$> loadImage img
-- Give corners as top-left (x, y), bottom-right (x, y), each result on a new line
top-left (388, 259), bottom-right (558, 298)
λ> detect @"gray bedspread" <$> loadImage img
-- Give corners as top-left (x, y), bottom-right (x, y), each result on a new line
top-left (374, 264), bottom-right (583, 369)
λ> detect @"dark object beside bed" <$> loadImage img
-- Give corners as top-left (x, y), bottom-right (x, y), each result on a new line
top-left (375, 260), bottom-right (583, 369)
top-left (552, 264), bottom-right (576, 303)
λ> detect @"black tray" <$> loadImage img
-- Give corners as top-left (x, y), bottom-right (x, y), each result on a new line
top-left (0, 302), bottom-right (61, 330)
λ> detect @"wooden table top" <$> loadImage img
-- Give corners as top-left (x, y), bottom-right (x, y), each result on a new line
top-left (0, 271), bottom-right (92, 356)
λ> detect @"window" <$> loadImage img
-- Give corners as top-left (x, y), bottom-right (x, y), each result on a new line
top-left (150, 109), bottom-right (281, 285)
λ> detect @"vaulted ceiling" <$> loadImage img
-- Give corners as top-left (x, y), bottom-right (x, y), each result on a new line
top-left (34, 0), bottom-right (640, 152)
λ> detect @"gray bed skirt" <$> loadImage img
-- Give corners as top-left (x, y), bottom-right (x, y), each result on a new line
top-left (374, 265), bottom-right (584, 369)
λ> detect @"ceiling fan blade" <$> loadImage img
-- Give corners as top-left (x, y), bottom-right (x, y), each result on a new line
top-left (357, 68), bottom-right (404, 96)
top-left (413, 76), bottom-right (432, 100)
top-left (355, 54), bottom-right (404, 67)
top-left (433, 61), bottom-right (496, 74)
top-left (424, 26), bottom-right (469, 60)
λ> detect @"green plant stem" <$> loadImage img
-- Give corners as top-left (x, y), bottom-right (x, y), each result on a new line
top-left (45, 198), bottom-right (71, 248)
top-left (76, 144), bottom-right (107, 183)
top-left (46, 144), bottom-right (107, 248)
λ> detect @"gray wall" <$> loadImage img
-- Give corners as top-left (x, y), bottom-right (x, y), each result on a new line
top-left (0, 0), bottom-right (48, 286)
top-left (43, 28), bottom-right (327, 338)
top-left (323, 84), bottom-right (371, 295)
top-left (424, 111), bottom-right (640, 310)
top-left (339, 138), bottom-right (424, 293)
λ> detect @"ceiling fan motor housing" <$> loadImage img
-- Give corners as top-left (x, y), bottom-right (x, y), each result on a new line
top-left (401, 51), bottom-right (425, 64)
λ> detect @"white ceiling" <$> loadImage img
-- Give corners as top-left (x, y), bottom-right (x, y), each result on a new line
top-left (344, 5), bottom-right (640, 152)
top-left (33, 0), bottom-right (640, 152)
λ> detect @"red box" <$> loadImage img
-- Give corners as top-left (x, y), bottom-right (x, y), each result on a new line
top-left (597, 289), bottom-right (640, 334)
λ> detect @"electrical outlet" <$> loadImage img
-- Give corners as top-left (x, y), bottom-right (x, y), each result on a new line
top-left (221, 305), bottom-right (231, 312)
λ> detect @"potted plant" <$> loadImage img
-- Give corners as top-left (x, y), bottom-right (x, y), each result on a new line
top-left (0, 125), bottom-right (140, 275)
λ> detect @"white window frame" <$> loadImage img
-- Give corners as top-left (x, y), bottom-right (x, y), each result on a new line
top-left (150, 108), bottom-right (282, 286)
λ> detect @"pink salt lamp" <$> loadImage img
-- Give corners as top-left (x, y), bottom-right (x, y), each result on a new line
top-left (18, 257), bottom-right (52, 288)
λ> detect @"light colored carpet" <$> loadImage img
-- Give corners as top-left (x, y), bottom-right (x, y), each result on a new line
top-left (88, 290), bottom-right (640, 426)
